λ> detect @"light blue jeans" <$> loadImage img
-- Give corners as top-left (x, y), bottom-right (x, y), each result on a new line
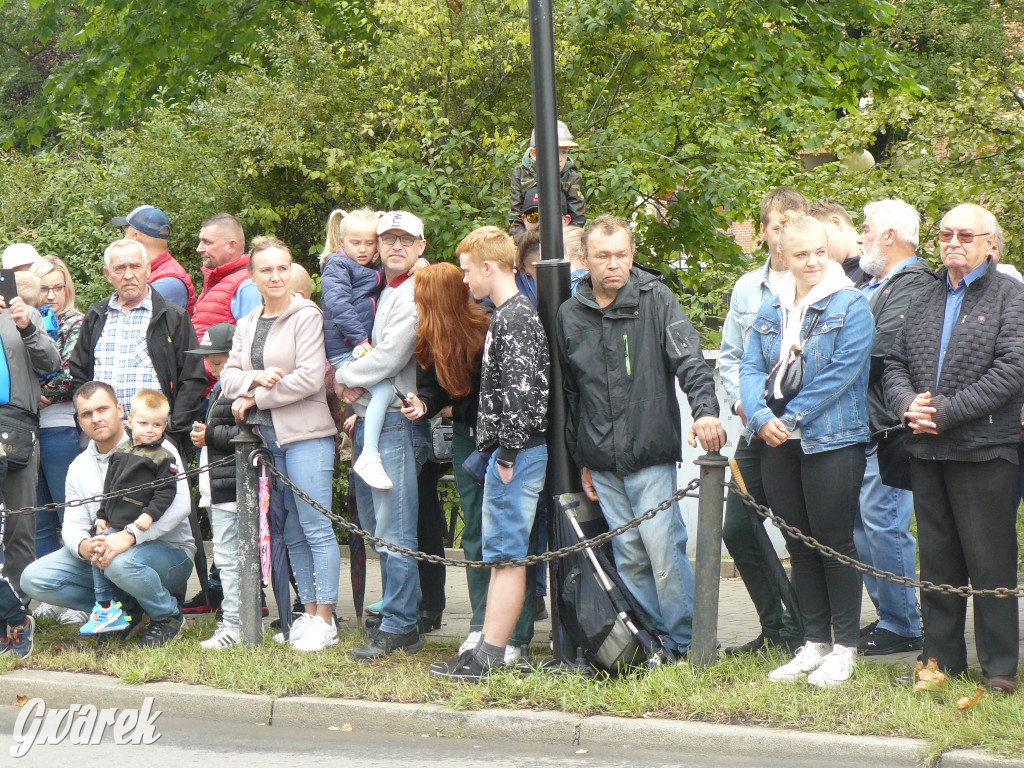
top-left (263, 425), bottom-right (339, 606)
top-left (21, 541), bottom-right (193, 622)
top-left (854, 451), bottom-right (921, 637)
top-left (329, 352), bottom-right (392, 456)
top-left (590, 463), bottom-right (694, 654)
top-left (209, 504), bottom-right (240, 627)
top-left (352, 413), bottom-right (429, 635)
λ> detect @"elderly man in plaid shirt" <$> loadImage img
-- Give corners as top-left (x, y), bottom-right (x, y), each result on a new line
top-left (70, 239), bottom-right (205, 453)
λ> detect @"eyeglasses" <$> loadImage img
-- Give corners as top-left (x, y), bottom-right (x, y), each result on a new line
top-left (379, 233), bottom-right (420, 246)
top-left (40, 284), bottom-right (66, 295)
top-left (938, 230), bottom-right (991, 244)
top-left (524, 211), bottom-right (540, 223)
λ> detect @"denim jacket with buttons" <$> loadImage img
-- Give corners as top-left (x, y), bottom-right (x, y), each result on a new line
top-left (740, 286), bottom-right (874, 454)
top-left (719, 258), bottom-right (774, 412)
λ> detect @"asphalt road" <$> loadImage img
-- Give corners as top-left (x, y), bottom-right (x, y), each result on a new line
top-left (0, 705), bottom-right (922, 768)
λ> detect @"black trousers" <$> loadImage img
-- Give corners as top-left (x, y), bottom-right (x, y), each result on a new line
top-left (723, 438), bottom-right (801, 640)
top-left (417, 461), bottom-right (446, 614)
top-left (910, 457), bottom-right (1019, 677)
top-left (761, 441), bottom-right (865, 647)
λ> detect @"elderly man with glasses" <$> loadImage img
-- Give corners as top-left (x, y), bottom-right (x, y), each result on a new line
top-left (883, 204), bottom-right (1024, 695)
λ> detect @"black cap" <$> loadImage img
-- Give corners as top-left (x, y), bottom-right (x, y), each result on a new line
top-left (523, 189), bottom-right (540, 214)
top-left (186, 323), bottom-right (235, 355)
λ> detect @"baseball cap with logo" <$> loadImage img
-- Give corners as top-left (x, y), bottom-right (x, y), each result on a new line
top-left (376, 211), bottom-right (424, 239)
top-left (111, 205), bottom-right (171, 239)
top-left (529, 120), bottom-right (578, 149)
top-left (522, 190), bottom-right (541, 214)
top-left (185, 323), bottom-right (236, 355)
top-left (1, 243), bottom-right (41, 270)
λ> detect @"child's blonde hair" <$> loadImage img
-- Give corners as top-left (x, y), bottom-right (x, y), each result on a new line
top-left (319, 207), bottom-right (381, 264)
top-left (130, 389), bottom-right (170, 420)
top-left (14, 272), bottom-right (41, 307)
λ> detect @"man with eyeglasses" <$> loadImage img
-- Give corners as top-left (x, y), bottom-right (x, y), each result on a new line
top-left (335, 211), bottom-right (433, 661)
top-left (883, 204), bottom-right (1024, 694)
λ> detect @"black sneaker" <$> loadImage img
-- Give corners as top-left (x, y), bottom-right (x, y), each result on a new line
top-left (182, 589), bottom-right (222, 615)
top-left (364, 613), bottom-right (383, 631)
top-left (858, 620), bottom-right (879, 638)
top-left (533, 595), bottom-right (549, 622)
top-left (137, 611), bottom-right (184, 647)
top-left (350, 629), bottom-right (423, 662)
top-left (724, 633), bottom-right (780, 656)
top-left (429, 649), bottom-right (493, 681)
top-left (418, 610), bottom-right (443, 634)
top-left (858, 627), bottom-right (923, 656)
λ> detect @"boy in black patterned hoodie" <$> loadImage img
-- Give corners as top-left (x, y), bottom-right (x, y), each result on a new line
top-left (430, 226), bottom-right (549, 681)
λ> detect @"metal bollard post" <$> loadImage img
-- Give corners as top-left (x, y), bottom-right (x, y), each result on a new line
top-left (690, 450), bottom-right (729, 667)
top-left (232, 421), bottom-right (263, 646)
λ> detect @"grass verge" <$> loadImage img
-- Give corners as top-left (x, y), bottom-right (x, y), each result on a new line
top-left (3, 617), bottom-right (1022, 761)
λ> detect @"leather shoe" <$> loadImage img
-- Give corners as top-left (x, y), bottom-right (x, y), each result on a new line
top-left (418, 610), bottom-right (443, 633)
top-left (858, 627), bottom-right (923, 656)
top-left (724, 633), bottom-right (779, 656)
top-left (364, 613), bottom-right (382, 631)
top-left (351, 629), bottom-right (424, 662)
top-left (987, 675), bottom-right (1017, 694)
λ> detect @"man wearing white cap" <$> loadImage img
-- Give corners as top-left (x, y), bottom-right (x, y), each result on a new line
top-left (336, 210), bottom-right (432, 661)
top-left (508, 119), bottom-right (586, 241)
top-left (1, 243), bottom-right (41, 272)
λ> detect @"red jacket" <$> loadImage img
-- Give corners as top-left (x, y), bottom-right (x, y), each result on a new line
top-left (193, 254), bottom-right (251, 342)
top-left (149, 250), bottom-right (197, 316)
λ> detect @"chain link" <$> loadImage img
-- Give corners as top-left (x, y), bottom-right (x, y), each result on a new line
top-left (4, 456), bottom-right (237, 516)
top-left (262, 460), bottom-right (699, 568)
top-left (730, 481), bottom-right (1024, 598)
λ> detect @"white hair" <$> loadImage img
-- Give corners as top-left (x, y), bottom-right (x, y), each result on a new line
top-left (863, 199), bottom-right (920, 248)
top-left (994, 222), bottom-right (1004, 258)
top-left (103, 238), bottom-right (148, 268)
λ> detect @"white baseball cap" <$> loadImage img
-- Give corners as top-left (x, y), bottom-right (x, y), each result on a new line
top-left (1, 243), bottom-right (41, 270)
top-left (376, 211), bottom-right (425, 239)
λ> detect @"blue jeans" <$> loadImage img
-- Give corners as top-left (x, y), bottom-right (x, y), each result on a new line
top-left (855, 451), bottom-right (921, 637)
top-left (22, 542), bottom-right (193, 622)
top-left (34, 426), bottom-right (80, 558)
top-left (590, 464), bottom-right (694, 653)
top-left (352, 413), bottom-right (429, 635)
top-left (481, 444), bottom-right (547, 561)
top-left (263, 425), bottom-right (339, 606)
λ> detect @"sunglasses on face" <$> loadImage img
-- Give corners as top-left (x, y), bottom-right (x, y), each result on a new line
top-left (380, 233), bottom-right (420, 246)
top-left (524, 211), bottom-right (540, 223)
top-left (938, 230), bottom-right (990, 244)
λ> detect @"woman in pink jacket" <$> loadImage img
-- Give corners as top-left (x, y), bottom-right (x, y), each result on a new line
top-left (221, 237), bottom-right (339, 653)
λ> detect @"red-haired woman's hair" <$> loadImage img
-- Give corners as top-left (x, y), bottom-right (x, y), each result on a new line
top-left (414, 263), bottom-right (489, 400)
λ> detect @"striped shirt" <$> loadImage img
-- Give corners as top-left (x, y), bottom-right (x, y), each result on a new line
top-left (93, 291), bottom-right (160, 414)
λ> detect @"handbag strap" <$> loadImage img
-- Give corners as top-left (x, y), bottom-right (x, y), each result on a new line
top-left (0, 403), bottom-right (39, 429)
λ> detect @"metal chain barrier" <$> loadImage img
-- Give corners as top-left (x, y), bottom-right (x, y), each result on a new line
top-left (730, 481), bottom-right (1024, 598)
top-left (4, 456), bottom-right (237, 516)
top-left (261, 458), bottom-right (700, 568)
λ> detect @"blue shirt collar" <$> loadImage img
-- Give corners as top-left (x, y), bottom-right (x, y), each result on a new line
top-left (946, 259), bottom-right (989, 293)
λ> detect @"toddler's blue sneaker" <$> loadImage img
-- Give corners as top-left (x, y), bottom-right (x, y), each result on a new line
top-left (80, 602), bottom-right (131, 635)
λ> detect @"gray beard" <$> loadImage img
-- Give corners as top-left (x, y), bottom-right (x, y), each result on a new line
top-left (861, 243), bottom-right (886, 277)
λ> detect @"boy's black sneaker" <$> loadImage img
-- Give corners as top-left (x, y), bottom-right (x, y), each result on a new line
top-left (350, 629), bottom-right (423, 662)
top-left (182, 588), bottom-right (222, 615)
top-left (858, 627), bottom-right (923, 656)
top-left (429, 649), bottom-right (494, 681)
top-left (138, 611), bottom-right (184, 647)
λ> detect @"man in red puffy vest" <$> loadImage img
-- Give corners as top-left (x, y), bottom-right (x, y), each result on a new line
top-left (193, 214), bottom-right (261, 343)
top-left (113, 205), bottom-right (197, 315)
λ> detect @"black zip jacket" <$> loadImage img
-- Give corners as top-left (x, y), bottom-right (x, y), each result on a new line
top-left (203, 383), bottom-right (240, 505)
top-left (97, 438), bottom-right (178, 529)
top-left (70, 289), bottom-right (206, 452)
top-left (865, 258), bottom-right (938, 434)
top-left (557, 267), bottom-right (720, 477)
top-left (415, 352), bottom-right (482, 428)
top-left (883, 259), bottom-right (1024, 463)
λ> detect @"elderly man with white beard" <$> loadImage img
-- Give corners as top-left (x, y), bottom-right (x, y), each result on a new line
top-left (853, 199), bottom-right (937, 656)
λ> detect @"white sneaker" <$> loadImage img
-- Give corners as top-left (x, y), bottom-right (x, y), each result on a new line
top-left (807, 644), bottom-right (857, 688)
top-left (768, 641), bottom-right (831, 682)
top-left (58, 609), bottom-right (89, 626)
top-left (274, 612), bottom-right (314, 645)
top-left (458, 631), bottom-right (482, 655)
top-left (353, 452), bottom-right (393, 490)
top-left (200, 622), bottom-right (241, 649)
top-left (33, 602), bottom-right (62, 619)
top-left (504, 644), bottom-right (525, 666)
top-left (292, 615), bottom-right (339, 652)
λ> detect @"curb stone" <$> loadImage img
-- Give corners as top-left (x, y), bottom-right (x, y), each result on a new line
top-left (1, 670), bottom-right (1022, 766)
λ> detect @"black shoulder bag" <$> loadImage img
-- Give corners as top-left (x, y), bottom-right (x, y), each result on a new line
top-left (0, 404), bottom-right (39, 469)
top-left (763, 309), bottom-right (823, 418)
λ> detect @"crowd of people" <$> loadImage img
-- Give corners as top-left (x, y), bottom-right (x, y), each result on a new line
top-left (0, 124), bottom-right (1019, 695)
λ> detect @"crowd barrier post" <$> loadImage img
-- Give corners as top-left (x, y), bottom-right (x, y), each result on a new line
top-left (690, 450), bottom-right (729, 667)
top-left (232, 421), bottom-right (264, 646)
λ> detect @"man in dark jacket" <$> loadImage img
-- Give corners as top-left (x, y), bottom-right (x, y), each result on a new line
top-left (883, 204), bottom-right (1024, 694)
top-left (855, 199), bottom-right (935, 657)
top-left (70, 239), bottom-right (205, 453)
top-left (557, 215), bottom-right (725, 656)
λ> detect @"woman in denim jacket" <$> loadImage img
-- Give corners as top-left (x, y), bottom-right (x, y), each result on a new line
top-left (740, 214), bottom-right (874, 688)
